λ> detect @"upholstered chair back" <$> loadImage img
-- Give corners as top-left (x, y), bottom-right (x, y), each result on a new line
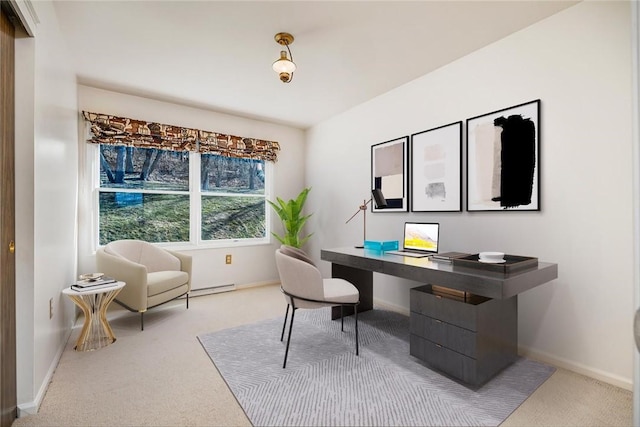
top-left (104, 240), bottom-right (180, 273)
top-left (279, 245), bottom-right (316, 266)
top-left (275, 249), bottom-right (326, 309)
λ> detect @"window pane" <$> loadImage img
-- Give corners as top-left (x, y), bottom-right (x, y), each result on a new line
top-left (201, 154), bottom-right (264, 194)
top-left (99, 192), bottom-right (189, 244)
top-left (201, 196), bottom-right (265, 240)
top-left (100, 146), bottom-right (189, 191)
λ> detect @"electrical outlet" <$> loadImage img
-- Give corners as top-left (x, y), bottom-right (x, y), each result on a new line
top-left (225, 254), bottom-right (232, 264)
top-left (49, 298), bottom-right (53, 319)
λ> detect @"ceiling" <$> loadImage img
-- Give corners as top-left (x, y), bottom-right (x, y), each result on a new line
top-left (53, 1), bottom-right (577, 129)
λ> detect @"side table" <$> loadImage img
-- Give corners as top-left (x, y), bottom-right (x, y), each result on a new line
top-left (62, 281), bottom-right (125, 351)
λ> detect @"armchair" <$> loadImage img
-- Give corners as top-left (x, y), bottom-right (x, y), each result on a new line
top-left (96, 240), bottom-right (192, 330)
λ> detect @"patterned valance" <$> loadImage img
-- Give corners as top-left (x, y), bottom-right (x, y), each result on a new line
top-left (82, 111), bottom-right (280, 161)
top-left (198, 131), bottom-right (280, 162)
top-left (82, 111), bottom-right (197, 152)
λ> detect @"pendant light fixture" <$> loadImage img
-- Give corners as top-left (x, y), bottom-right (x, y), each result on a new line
top-left (273, 32), bottom-right (296, 83)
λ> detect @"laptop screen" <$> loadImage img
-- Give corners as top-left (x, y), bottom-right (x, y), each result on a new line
top-left (403, 222), bottom-right (439, 254)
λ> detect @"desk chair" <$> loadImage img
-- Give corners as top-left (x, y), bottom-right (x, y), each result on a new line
top-left (275, 246), bottom-right (360, 368)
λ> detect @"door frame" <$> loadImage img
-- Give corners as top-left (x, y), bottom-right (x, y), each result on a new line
top-left (0, 3), bottom-right (16, 426)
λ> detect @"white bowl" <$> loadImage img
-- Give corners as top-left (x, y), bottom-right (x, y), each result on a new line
top-left (479, 252), bottom-right (505, 261)
top-left (79, 272), bottom-right (104, 281)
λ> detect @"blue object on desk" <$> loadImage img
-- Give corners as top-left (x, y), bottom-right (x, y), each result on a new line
top-left (364, 240), bottom-right (399, 252)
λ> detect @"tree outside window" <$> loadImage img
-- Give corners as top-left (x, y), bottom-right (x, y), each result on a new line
top-left (97, 147), bottom-right (268, 245)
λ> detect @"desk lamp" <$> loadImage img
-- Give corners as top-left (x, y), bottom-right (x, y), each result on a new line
top-left (346, 189), bottom-right (387, 248)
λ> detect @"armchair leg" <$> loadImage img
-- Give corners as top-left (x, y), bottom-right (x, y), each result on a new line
top-left (140, 312), bottom-right (144, 331)
top-left (280, 304), bottom-right (290, 342)
top-left (186, 293), bottom-right (189, 309)
top-left (283, 307), bottom-right (296, 369)
top-left (341, 305), bottom-right (344, 331)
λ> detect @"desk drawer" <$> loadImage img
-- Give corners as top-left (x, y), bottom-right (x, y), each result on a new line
top-left (410, 334), bottom-right (477, 384)
top-left (410, 313), bottom-right (477, 358)
top-left (410, 285), bottom-right (488, 331)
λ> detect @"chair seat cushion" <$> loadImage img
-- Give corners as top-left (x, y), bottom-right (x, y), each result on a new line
top-left (147, 271), bottom-right (189, 297)
top-left (322, 278), bottom-right (359, 304)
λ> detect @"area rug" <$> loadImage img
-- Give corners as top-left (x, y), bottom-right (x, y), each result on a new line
top-left (197, 308), bottom-right (554, 426)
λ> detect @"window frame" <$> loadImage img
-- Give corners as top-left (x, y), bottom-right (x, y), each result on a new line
top-left (89, 144), bottom-right (273, 251)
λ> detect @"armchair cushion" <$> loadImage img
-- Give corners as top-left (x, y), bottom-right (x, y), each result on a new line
top-left (147, 271), bottom-right (190, 296)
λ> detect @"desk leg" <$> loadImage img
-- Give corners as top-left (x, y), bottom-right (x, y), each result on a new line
top-left (331, 264), bottom-right (373, 320)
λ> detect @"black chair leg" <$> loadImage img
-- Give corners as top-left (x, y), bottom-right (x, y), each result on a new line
top-left (341, 305), bottom-right (344, 331)
top-left (355, 303), bottom-right (359, 356)
top-left (280, 304), bottom-right (290, 341)
top-left (186, 293), bottom-right (189, 309)
top-left (283, 307), bottom-right (296, 368)
top-left (140, 312), bottom-right (144, 331)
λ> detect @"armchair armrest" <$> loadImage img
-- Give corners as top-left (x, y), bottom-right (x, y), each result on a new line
top-left (96, 248), bottom-right (148, 311)
top-left (167, 249), bottom-right (192, 289)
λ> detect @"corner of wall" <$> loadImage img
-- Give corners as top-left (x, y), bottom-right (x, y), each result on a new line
top-left (16, 327), bottom-right (72, 417)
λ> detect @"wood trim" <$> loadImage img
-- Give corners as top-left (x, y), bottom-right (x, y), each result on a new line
top-left (0, 5), bottom-right (16, 426)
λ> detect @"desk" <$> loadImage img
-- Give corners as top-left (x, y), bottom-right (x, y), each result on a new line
top-left (321, 247), bottom-right (558, 385)
top-left (62, 282), bottom-right (125, 351)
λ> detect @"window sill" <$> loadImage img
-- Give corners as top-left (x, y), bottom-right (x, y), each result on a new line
top-left (156, 239), bottom-right (273, 252)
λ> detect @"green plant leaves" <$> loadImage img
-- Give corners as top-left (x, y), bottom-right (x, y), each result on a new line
top-left (268, 187), bottom-right (312, 248)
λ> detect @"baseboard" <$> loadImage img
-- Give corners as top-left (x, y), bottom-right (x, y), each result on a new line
top-left (236, 280), bottom-right (279, 290)
top-left (519, 345), bottom-right (633, 391)
top-left (188, 283), bottom-right (236, 297)
top-left (187, 280), bottom-right (278, 298)
top-left (372, 298), bottom-right (410, 316)
top-left (17, 324), bottom-right (73, 417)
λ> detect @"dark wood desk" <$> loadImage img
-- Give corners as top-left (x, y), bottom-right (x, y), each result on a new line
top-left (321, 247), bottom-right (558, 385)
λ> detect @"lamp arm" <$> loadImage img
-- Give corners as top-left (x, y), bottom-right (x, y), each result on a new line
top-left (345, 198), bottom-right (372, 224)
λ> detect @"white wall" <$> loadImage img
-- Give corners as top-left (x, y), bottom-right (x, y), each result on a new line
top-left (306, 1), bottom-right (634, 389)
top-left (77, 86), bottom-right (306, 290)
top-left (14, 21), bottom-right (35, 416)
top-left (632, 1), bottom-right (640, 422)
top-left (14, 0), bottom-right (78, 414)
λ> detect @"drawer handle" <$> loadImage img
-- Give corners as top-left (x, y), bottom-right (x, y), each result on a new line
top-left (435, 344), bottom-right (442, 348)
top-left (434, 319), bottom-right (442, 323)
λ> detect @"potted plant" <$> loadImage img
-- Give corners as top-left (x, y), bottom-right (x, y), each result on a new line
top-left (268, 187), bottom-right (312, 248)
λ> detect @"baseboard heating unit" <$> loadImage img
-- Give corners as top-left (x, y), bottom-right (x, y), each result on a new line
top-left (187, 284), bottom-right (236, 297)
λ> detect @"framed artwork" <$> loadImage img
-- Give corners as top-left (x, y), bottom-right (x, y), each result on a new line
top-left (410, 121), bottom-right (462, 212)
top-left (466, 99), bottom-right (540, 211)
top-left (371, 136), bottom-right (408, 212)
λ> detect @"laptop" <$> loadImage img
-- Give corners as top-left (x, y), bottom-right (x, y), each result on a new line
top-left (385, 222), bottom-right (440, 258)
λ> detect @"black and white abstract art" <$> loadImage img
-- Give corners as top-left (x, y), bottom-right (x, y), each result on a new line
top-left (410, 122), bottom-right (462, 212)
top-left (466, 100), bottom-right (540, 211)
top-left (371, 136), bottom-right (408, 212)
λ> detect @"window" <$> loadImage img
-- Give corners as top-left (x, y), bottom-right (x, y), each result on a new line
top-left (200, 154), bottom-right (266, 241)
top-left (83, 110), bottom-right (279, 248)
top-left (96, 146), bottom-right (270, 247)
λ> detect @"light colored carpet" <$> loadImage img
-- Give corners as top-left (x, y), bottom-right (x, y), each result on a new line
top-left (11, 283), bottom-right (633, 426)
top-left (199, 307), bottom-right (555, 426)
top-left (501, 368), bottom-right (633, 426)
